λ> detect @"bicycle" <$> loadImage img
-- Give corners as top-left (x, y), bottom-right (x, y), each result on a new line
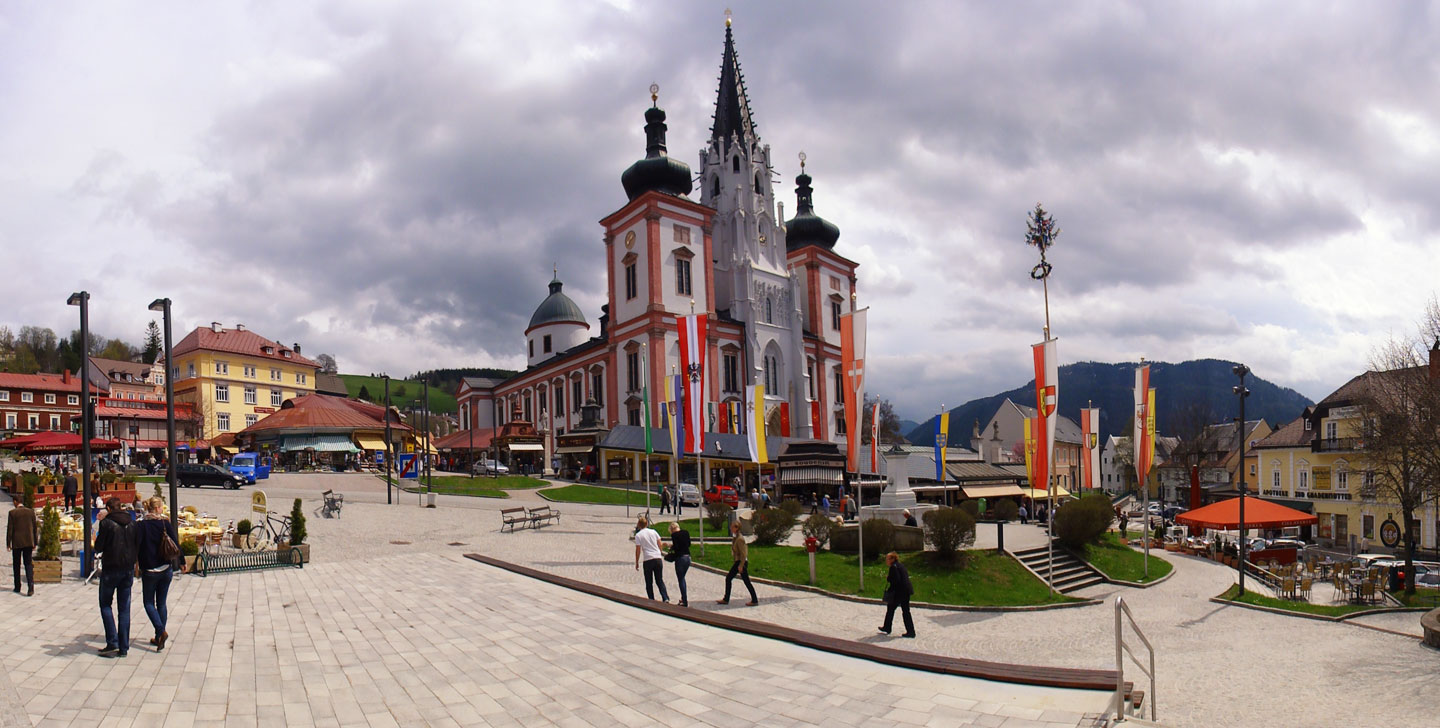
top-left (249, 511), bottom-right (292, 550)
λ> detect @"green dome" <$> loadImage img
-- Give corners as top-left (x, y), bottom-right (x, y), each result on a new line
top-left (528, 278), bottom-right (587, 331)
top-left (621, 106), bottom-right (693, 200)
top-left (785, 172), bottom-right (840, 251)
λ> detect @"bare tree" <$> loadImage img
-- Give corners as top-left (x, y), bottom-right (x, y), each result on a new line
top-left (315, 353), bottom-right (339, 374)
top-left (859, 394), bottom-right (906, 444)
top-left (1355, 333), bottom-right (1440, 595)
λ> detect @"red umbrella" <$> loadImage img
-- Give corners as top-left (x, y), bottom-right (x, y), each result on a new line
top-left (15, 431), bottom-right (122, 455)
top-left (0, 433), bottom-right (40, 449)
top-left (1175, 495), bottom-right (1317, 531)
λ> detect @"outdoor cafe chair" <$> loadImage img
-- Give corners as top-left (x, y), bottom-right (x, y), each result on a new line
top-left (1281, 577), bottom-right (1297, 600)
top-left (1300, 577), bottom-right (1312, 601)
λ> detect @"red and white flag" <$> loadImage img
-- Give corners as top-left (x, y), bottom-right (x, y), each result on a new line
top-left (1134, 365), bottom-right (1155, 481)
top-left (840, 307), bottom-right (869, 472)
top-left (1080, 407), bottom-right (1100, 491)
top-left (676, 313), bottom-right (708, 454)
top-left (1032, 337), bottom-right (1058, 489)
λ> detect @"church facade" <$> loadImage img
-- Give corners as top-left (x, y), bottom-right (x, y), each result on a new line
top-left (458, 22), bottom-right (862, 467)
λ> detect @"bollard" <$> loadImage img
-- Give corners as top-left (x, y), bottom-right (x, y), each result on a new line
top-left (995, 520), bottom-right (1005, 554)
top-left (805, 536), bottom-right (819, 585)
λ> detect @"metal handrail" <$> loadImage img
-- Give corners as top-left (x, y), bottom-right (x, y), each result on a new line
top-left (1113, 596), bottom-right (1156, 723)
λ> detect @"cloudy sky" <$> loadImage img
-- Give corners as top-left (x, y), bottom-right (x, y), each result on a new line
top-left (3, 1), bottom-right (1438, 420)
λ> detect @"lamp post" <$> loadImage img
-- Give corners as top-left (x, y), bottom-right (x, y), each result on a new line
top-left (67, 291), bottom-right (94, 576)
top-left (148, 298), bottom-right (179, 552)
top-left (1233, 363), bottom-right (1251, 596)
top-left (383, 376), bottom-right (393, 505)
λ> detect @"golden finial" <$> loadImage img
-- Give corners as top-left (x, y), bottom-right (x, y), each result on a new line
top-left (798, 151), bottom-right (806, 173)
top-left (690, 298), bottom-right (696, 314)
top-left (649, 82), bottom-right (659, 106)
top-left (725, 8), bottom-right (732, 27)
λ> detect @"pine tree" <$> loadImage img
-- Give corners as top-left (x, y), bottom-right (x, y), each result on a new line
top-left (143, 321), bottom-right (162, 364)
top-left (358, 385), bottom-right (372, 401)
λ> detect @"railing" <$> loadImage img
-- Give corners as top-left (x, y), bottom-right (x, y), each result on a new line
top-left (1113, 596), bottom-right (1156, 723)
top-left (1243, 560), bottom-right (1280, 592)
top-left (1313, 437), bottom-right (1361, 452)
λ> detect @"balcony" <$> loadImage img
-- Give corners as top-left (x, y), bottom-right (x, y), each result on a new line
top-left (1313, 437), bottom-right (1361, 453)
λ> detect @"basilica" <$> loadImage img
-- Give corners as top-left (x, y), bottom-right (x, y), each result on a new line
top-left (457, 20), bottom-right (862, 472)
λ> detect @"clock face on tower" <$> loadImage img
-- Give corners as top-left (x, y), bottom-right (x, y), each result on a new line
top-left (624, 231), bottom-right (636, 249)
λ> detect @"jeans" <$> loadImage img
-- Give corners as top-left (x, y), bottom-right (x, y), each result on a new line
top-left (673, 555), bottom-right (691, 605)
top-left (723, 560), bottom-right (758, 603)
top-left (99, 571), bottom-right (134, 653)
top-left (11, 548), bottom-right (32, 590)
top-left (64, 492), bottom-right (77, 509)
top-left (660, 498), bottom-right (671, 514)
top-left (882, 596), bottom-right (915, 636)
top-left (141, 567), bottom-right (173, 637)
top-left (642, 559), bottom-right (669, 601)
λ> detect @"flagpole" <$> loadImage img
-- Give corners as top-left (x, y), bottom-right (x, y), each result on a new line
top-left (1028, 204), bottom-right (1060, 596)
top-left (643, 343), bottom-right (650, 519)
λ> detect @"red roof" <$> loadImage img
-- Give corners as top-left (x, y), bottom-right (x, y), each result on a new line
top-left (239, 393), bottom-right (409, 434)
top-left (171, 326), bottom-right (319, 368)
top-left (435, 429), bottom-right (495, 450)
top-left (0, 371), bottom-right (101, 393)
top-left (1175, 496), bottom-right (1318, 530)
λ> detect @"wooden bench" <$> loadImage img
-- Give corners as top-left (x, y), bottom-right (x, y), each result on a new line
top-left (501, 507), bottom-right (529, 532)
top-left (527, 505), bottom-right (560, 528)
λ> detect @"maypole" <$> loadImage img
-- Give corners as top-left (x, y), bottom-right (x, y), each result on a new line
top-left (1027, 203), bottom-right (1061, 593)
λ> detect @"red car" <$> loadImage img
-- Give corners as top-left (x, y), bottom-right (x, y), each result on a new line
top-left (704, 485), bottom-right (740, 507)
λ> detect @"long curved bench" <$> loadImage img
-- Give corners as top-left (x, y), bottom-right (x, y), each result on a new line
top-left (1423, 608), bottom-right (1440, 649)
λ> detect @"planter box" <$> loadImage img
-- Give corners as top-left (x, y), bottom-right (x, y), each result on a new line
top-left (33, 559), bottom-right (62, 584)
top-left (278, 543), bottom-right (311, 564)
top-left (232, 534), bottom-right (256, 550)
top-left (183, 555), bottom-right (198, 573)
top-left (830, 524), bottom-right (925, 554)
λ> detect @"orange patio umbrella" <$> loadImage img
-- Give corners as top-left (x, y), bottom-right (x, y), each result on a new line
top-left (1175, 495), bottom-right (1317, 531)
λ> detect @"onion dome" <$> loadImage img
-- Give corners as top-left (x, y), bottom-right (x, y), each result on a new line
top-left (528, 276), bottom-right (587, 331)
top-left (621, 86), bottom-right (693, 200)
top-left (784, 160), bottom-right (840, 251)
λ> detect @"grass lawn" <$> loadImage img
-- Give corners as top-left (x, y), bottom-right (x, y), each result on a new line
top-left (641, 517), bottom-right (731, 539)
top-left (400, 475), bottom-right (547, 498)
top-left (133, 476), bottom-right (166, 483)
top-left (694, 544), bottom-right (1079, 607)
top-left (1217, 584), bottom-right (1377, 617)
top-left (1078, 533), bottom-right (1173, 583)
top-left (541, 484), bottom-right (662, 507)
top-left (338, 374), bottom-right (457, 415)
top-left (1388, 587), bottom-right (1440, 608)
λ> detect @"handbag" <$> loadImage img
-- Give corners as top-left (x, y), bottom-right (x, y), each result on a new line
top-left (160, 528), bottom-right (181, 562)
top-left (882, 588), bottom-right (894, 603)
top-left (664, 552), bottom-right (677, 562)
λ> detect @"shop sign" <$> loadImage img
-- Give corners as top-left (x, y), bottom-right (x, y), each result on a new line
top-left (1311, 467), bottom-right (1330, 491)
top-left (251, 490), bottom-right (267, 516)
top-left (1380, 518), bottom-right (1401, 548)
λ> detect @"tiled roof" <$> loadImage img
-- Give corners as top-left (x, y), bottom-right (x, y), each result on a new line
top-left (1252, 417), bottom-right (1310, 449)
top-left (90, 356), bottom-right (153, 381)
top-left (240, 394), bottom-right (408, 435)
top-left (171, 326), bottom-right (319, 368)
top-left (1010, 401), bottom-right (1083, 444)
top-left (315, 372), bottom-right (348, 396)
top-left (0, 372), bottom-right (99, 393)
top-left (435, 429), bottom-right (495, 450)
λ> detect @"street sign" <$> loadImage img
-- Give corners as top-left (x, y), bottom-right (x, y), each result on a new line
top-left (251, 490), bottom-right (267, 517)
top-left (398, 453), bottom-right (418, 479)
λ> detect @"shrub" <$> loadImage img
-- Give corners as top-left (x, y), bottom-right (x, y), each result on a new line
top-left (236, 519), bottom-right (253, 535)
top-left (860, 517), bottom-right (896, 559)
top-left (778, 498), bottom-right (804, 518)
top-left (751, 507), bottom-right (797, 546)
top-left (180, 538), bottom-right (199, 556)
top-left (923, 507), bottom-right (977, 562)
top-left (22, 483), bottom-right (35, 509)
top-left (21, 472), bottom-right (40, 490)
top-left (959, 499), bottom-right (979, 518)
top-left (289, 498), bottom-right (307, 546)
top-left (1052, 493), bottom-right (1113, 549)
top-left (153, 482), bottom-right (164, 500)
top-left (705, 501), bottom-right (733, 531)
top-left (801, 513), bottom-right (836, 550)
top-left (37, 506), bottom-right (61, 561)
top-left (992, 499), bottom-right (1018, 522)
top-left (100, 471), bottom-right (117, 485)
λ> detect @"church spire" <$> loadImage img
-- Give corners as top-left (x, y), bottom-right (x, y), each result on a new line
top-left (711, 13), bottom-right (757, 152)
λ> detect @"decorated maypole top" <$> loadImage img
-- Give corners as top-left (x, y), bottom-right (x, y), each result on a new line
top-left (1026, 203), bottom-right (1061, 334)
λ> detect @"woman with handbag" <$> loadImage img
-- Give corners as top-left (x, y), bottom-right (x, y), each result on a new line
top-left (134, 497), bottom-right (180, 651)
top-left (666, 522), bottom-right (692, 607)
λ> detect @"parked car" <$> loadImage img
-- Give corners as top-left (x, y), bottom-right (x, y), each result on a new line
top-left (227, 452), bottom-right (270, 484)
top-left (1264, 537), bottom-right (1307, 551)
top-left (472, 459), bottom-right (510, 476)
top-left (1161, 506), bottom-right (1188, 520)
top-left (1147, 503), bottom-right (1165, 515)
top-left (675, 482), bottom-right (702, 507)
top-left (1417, 571), bottom-right (1440, 589)
top-left (704, 484), bottom-right (740, 508)
top-left (176, 463), bottom-right (246, 489)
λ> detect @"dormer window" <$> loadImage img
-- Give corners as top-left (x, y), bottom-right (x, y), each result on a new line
top-left (282, 351), bottom-right (292, 358)
top-left (263, 346), bottom-right (275, 355)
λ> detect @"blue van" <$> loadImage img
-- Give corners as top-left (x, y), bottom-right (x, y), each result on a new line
top-left (228, 452), bottom-right (271, 484)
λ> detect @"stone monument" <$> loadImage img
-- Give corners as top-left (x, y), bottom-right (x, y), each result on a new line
top-left (861, 444), bottom-right (938, 526)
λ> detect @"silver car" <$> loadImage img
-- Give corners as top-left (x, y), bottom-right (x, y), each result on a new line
top-left (675, 483), bottom-right (702, 507)
top-left (472, 459), bottom-right (511, 476)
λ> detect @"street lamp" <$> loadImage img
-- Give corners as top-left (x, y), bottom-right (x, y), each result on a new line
top-left (1233, 363), bottom-right (1251, 596)
top-left (383, 375), bottom-right (393, 505)
top-left (148, 298), bottom-right (179, 550)
top-left (67, 291), bottom-right (94, 576)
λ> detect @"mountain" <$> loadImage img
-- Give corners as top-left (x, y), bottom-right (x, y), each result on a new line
top-left (896, 419), bottom-right (921, 437)
top-left (905, 359), bottom-right (1314, 447)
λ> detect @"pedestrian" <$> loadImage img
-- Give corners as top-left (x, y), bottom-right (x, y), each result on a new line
top-left (7, 490), bottom-right (36, 597)
top-left (903, 509), bottom-right (917, 528)
top-left (134, 497), bottom-right (178, 651)
top-left (632, 516), bottom-right (669, 603)
top-left (660, 486), bottom-right (671, 515)
top-left (821, 494), bottom-right (831, 516)
top-left (716, 521), bottom-right (758, 606)
top-left (810, 493), bottom-right (819, 515)
top-left (666, 522), bottom-right (691, 607)
top-left (878, 551), bottom-right (916, 638)
top-left (1019, 503), bottom-right (1029, 524)
top-left (839, 494), bottom-right (849, 521)
top-left (93, 497), bottom-right (138, 658)
top-left (63, 470), bottom-right (78, 510)
top-left (846, 494), bottom-right (858, 521)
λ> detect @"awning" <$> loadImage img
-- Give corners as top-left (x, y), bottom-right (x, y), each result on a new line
top-left (282, 435), bottom-right (360, 453)
top-left (354, 436), bottom-right (386, 452)
top-left (556, 445), bottom-right (594, 455)
top-left (1023, 486), bottom-right (1072, 500)
top-left (1176, 495), bottom-right (1318, 530)
top-left (780, 466), bottom-right (844, 484)
top-left (508, 443), bottom-right (544, 452)
top-left (962, 484), bottom-right (1026, 499)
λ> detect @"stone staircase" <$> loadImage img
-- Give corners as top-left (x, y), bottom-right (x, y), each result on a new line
top-left (1013, 543), bottom-right (1107, 593)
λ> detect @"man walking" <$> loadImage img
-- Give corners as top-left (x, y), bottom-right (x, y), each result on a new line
top-left (878, 551), bottom-right (916, 638)
top-left (93, 498), bottom-right (138, 658)
top-left (62, 470), bottom-right (78, 510)
top-left (659, 486), bottom-right (671, 515)
top-left (632, 516), bottom-right (669, 603)
top-left (716, 521), bottom-right (758, 606)
top-left (7, 491), bottom-right (36, 596)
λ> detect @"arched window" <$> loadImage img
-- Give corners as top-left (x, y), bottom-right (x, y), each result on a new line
top-left (754, 172), bottom-right (762, 191)
top-left (764, 297), bottom-right (773, 324)
top-left (764, 356), bottom-right (774, 393)
top-left (732, 155), bottom-right (740, 173)
top-left (711, 175), bottom-right (719, 197)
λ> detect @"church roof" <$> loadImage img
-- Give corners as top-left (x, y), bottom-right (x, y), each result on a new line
top-left (527, 277), bottom-right (588, 332)
top-left (710, 20), bottom-right (757, 152)
top-left (785, 170), bottom-right (840, 251)
top-left (621, 103), bottom-right (693, 201)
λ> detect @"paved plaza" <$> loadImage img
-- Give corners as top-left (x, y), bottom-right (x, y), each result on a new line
top-left (1, 473), bottom-right (1437, 727)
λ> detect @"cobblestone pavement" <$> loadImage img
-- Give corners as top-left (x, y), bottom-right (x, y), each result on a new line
top-left (6, 474), bottom-right (1439, 727)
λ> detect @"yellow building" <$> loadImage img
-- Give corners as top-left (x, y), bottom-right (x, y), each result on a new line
top-left (169, 323), bottom-right (320, 446)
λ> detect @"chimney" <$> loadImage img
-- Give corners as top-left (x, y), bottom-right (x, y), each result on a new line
top-left (599, 305), bottom-right (610, 338)
top-left (211, 322), bottom-right (222, 333)
top-left (1431, 337), bottom-right (1439, 382)
top-left (63, 369), bottom-right (71, 384)
top-left (235, 323), bottom-right (246, 332)
top-left (293, 342), bottom-right (302, 355)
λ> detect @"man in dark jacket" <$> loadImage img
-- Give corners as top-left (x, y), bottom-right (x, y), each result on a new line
top-left (93, 498), bottom-right (137, 657)
top-left (62, 470), bottom-right (78, 510)
top-left (878, 551), bottom-right (916, 638)
top-left (7, 496), bottom-right (37, 596)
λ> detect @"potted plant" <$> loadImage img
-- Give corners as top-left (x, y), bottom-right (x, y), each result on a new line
top-left (180, 539), bottom-right (200, 573)
top-left (34, 503), bottom-right (63, 583)
top-left (233, 519), bottom-right (253, 549)
top-left (278, 498), bottom-right (309, 563)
